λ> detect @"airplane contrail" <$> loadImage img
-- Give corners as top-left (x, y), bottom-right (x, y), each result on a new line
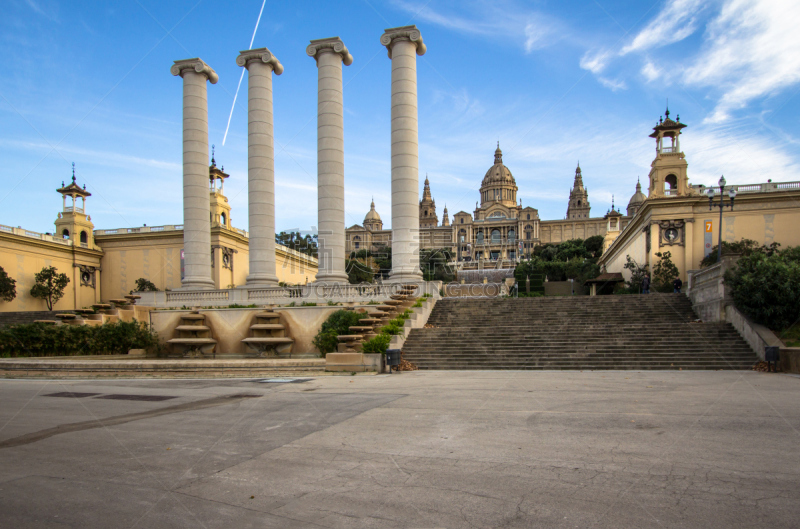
top-left (221, 0), bottom-right (268, 146)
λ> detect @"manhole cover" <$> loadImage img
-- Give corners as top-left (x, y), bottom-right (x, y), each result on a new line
top-left (95, 394), bottom-right (177, 402)
top-left (43, 392), bottom-right (100, 398)
top-left (257, 378), bottom-right (312, 384)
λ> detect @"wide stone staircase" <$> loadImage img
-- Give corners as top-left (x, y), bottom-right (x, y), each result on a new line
top-left (402, 294), bottom-right (757, 370)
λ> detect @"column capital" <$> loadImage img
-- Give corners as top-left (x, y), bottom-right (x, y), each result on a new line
top-left (380, 25), bottom-right (426, 58)
top-left (170, 58), bottom-right (218, 84)
top-left (306, 37), bottom-right (353, 66)
top-left (236, 47), bottom-right (283, 75)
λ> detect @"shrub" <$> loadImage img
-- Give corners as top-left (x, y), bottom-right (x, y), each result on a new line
top-left (380, 322), bottom-right (403, 335)
top-left (701, 239), bottom-right (780, 268)
top-left (725, 247), bottom-right (800, 331)
top-left (0, 321), bottom-right (158, 357)
top-left (132, 278), bottom-right (159, 292)
top-left (312, 309), bottom-right (367, 355)
top-left (361, 334), bottom-right (391, 355)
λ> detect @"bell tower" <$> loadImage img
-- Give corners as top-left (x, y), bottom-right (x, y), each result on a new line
top-left (647, 107), bottom-right (689, 198)
top-left (566, 163), bottom-right (591, 219)
top-left (419, 175), bottom-right (438, 228)
top-left (208, 147), bottom-right (232, 229)
top-left (55, 163), bottom-right (97, 249)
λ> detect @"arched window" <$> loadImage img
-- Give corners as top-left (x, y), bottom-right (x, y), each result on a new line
top-left (665, 174), bottom-right (678, 191)
top-left (220, 212), bottom-right (227, 226)
top-left (424, 210), bottom-right (428, 216)
top-left (80, 231), bottom-right (88, 244)
top-left (460, 218), bottom-right (464, 224)
top-left (526, 214), bottom-right (530, 220)
top-left (491, 229), bottom-right (501, 243)
top-left (353, 235), bottom-right (361, 249)
top-left (577, 200), bottom-right (581, 206)
top-left (62, 229), bottom-right (70, 239)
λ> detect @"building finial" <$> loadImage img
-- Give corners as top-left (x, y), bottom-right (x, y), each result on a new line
top-left (211, 144), bottom-right (216, 166)
top-left (72, 162), bottom-right (76, 183)
top-left (665, 98), bottom-right (669, 118)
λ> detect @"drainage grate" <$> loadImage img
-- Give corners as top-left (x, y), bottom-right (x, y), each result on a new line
top-left (257, 378), bottom-right (312, 384)
top-left (95, 394), bottom-right (177, 402)
top-left (43, 392), bottom-right (101, 398)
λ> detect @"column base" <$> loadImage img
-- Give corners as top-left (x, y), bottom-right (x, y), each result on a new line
top-left (313, 272), bottom-right (350, 284)
top-left (388, 270), bottom-right (423, 283)
top-left (245, 274), bottom-right (280, 287)
top-left (178, 277), bottom-right (216, 290)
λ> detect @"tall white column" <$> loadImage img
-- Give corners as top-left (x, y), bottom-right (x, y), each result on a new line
top-left (237, 48), bottom-right (283, 287)
top-left (307, 37), bottom-right (353, 284)
top-left (381, 26), bottom-right (426, 282)
top-left (171, 58), bottom-right (218, 290)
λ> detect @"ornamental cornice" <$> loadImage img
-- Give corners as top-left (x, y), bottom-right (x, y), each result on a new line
top-left (170, 58), bottom-right (219, 84)
top-left (236, 48), bottom-right (283, 75)
top-left (380, 25), bottom-right (426, 58)
top-left (306, 37), bottom-right (353, 66)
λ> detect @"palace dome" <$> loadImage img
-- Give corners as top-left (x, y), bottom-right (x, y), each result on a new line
top-left (481, 144), bottom-right (516, 187)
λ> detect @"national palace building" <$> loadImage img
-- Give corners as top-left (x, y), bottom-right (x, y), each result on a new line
top-left (346, 143), bottom-right (643, 261)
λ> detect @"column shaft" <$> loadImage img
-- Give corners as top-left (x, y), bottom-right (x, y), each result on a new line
top-left (315, 50), bottom-right (348, 283)
top-left (172, 60), bottom-right (218, 290)
top-left (245, 60), bottom-right (279, 286)
top-left (389, 39), bottom-right (423, 281)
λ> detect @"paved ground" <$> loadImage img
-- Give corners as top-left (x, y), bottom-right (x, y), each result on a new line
top-left (0, 370), bottom-right (798, 528)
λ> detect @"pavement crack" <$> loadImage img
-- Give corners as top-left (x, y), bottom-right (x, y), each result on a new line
top-left (0, 394), bottom-right (262, 449)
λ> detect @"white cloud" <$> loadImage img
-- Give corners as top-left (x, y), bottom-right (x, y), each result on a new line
top-left (524, 21), bottom-right (548, 53)
top-left (621, 0), bottom-right (704, 55)
top-left (579, 49), bottom-right (611, 74)
top-left (641, 61), bottom-right (661, 82)
top-left (598, 77), bottom-right (627, 92)
top-left (390, 0), bottom-right (559, 53)
top-left (683, 0), bottom-right (800, 123)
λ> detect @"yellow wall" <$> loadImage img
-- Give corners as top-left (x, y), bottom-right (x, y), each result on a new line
top-left (0, 231), bottom-right (102, 311)
top-left (96, 228), bottom-right (318, 299)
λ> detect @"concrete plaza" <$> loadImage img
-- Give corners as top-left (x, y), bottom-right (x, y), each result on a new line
top-left (0, 370), bottom-right (798, 528)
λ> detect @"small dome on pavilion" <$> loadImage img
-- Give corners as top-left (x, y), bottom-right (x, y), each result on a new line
top-left (364, 199), bottom-right (381, 222)
top-left (627, 178), bottom-right (646, 208)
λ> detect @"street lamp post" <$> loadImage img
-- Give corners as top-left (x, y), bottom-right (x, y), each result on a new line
top-left (706, 175), bottom-right (737, 265)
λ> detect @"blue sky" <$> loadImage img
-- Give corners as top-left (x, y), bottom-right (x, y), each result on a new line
top-left (2, 0), bottom-right (799, 235)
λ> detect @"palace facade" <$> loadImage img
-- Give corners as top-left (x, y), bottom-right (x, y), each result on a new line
top-left (346, 144), bottom-right (638, 261)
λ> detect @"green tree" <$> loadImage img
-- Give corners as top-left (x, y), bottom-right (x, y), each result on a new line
top-left (725, 246), bottom-right (800, 330)
top-left (0, 266), bottom-right (17, 302)
top-left (622, 255), bottom-right (649, 294)
top-left (346, 258), bottom-right (374, 284)
top-left (652, 251), bottom-right (680, 292)
top-left (420, 248), bottom-right (455, 282)
top-left (132, 278), bottom-right (159, 292)
top-left (29, 266), bottom-right (70, 310)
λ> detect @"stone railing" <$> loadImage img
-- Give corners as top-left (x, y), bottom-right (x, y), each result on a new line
top-left (691, 181), bottom-right (800, 195)
top-left (0, 224), bottom-right (74, 246)
top-left (134, 281), bottom-right (442, 308)
top-left (686, 255), bottom-right (739, 321)
top-left (443, 282), bottom-right (507, 298)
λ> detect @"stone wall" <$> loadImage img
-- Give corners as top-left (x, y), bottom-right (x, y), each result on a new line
top-left (686, 255), bottom-right (739, 322)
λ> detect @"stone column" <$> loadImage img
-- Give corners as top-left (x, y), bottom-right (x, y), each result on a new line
top-left (381, 26), bottom-right (426, 282)
top-left (171, 58), bottom-right (218, 290)
top-left (307, 37), bottom-right (353, 284)
top-left (237, 48), bottom-right (283, 287)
